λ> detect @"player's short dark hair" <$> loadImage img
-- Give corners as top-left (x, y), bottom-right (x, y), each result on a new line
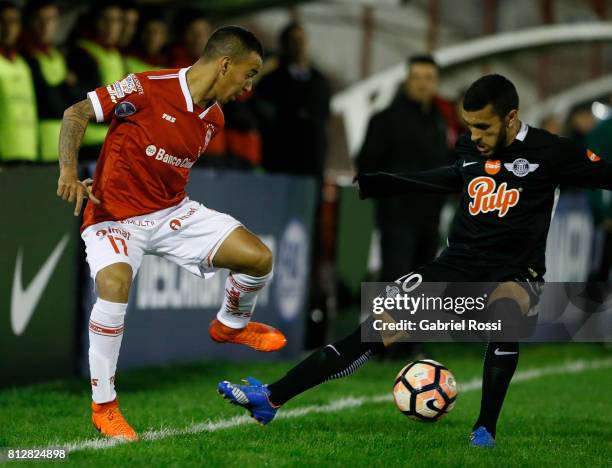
top-left (407, 54), bottom-right (438, 70)
top-left (202, 25), bottom-right (263, 62)
top-left (463, 74), bottom-right (519, 118)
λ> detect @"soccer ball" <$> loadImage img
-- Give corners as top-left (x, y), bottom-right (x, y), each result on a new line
top-left (393, 359), bottom-right (457, 421)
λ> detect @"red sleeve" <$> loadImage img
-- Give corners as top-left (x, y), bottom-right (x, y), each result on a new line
top-left (87, 73), bottom-right (148, 123)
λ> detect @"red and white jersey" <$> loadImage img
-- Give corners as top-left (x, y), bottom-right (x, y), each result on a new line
top-left (83, 67), bottom-right (224, 229)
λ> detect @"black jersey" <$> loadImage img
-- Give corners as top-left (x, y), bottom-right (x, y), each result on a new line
top-left (357, 123), bottom-right (612, 275)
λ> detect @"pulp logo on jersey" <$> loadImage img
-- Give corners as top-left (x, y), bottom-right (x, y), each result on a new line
top-left (504, 158), bottom-right (539, 177)
top-left (162, 113), bottom-right (176, 123)
top-left (468, 176), bottom-right (520, 217)
top-left (106, 74), bottom-right (143, 103)
top-left (484, 160), bottom-right (501, 175)
top-left (586, 149), bottom-right (601, 162)
top-left (143, 145), bottom-right (195, 168)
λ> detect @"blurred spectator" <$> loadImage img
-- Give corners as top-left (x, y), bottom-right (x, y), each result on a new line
top-left (433, 95), bottom-right (463, 150)
top-left (119, 1), bottom-right (139, 51)
top-left (169, 13), bottom-right (210, 68)
top-left (124, 12), bottom-right (168, 73)
top-left (0, 1), bottom-right (37, 162)
top-left (541, 114), bottom-right (562, 135)
top-left (587, 117), bottom-right (612, 281)
top-left (67, 1), bottom-right (126, 158)
top-left (198, 91), bottom-right (263, 170)
top-left (21, 1), bottom-right (81, 162)
top-left (256, 22), bottom-right (331, 178)
top-left (356, 55), bottom-right (450, 281)
top-left (565, 103), bottom-right (596, 146)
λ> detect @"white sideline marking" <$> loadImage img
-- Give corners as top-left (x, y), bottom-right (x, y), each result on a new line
top-left (28, 358), bottom-right (612, 453)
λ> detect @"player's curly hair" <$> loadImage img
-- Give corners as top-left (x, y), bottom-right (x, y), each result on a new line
top-left (202, 25), bottom-right (263, 62)
top-left (463, 74), bottom-right (519, 118)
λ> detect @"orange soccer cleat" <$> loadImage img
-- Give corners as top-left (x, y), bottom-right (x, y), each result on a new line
top-left (208, 319), bottom-right (287, 352)
top-left (91, 399), bottom-right (139, 441)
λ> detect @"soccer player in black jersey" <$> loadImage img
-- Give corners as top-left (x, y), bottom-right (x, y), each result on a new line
top-left (218, 74), bottom-right (612, 447)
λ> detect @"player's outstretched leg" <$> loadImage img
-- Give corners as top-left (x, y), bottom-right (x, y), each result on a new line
top-left (470, 341), bottom-right (518, 448)
top-left (471, 291), bottom-right (527, 448)
top-left (218, 319), bottom-right (385, 424)
top-left (89, 263), bottom-right (138, 441)
top-left (208, 227), bottom-right (286, 352)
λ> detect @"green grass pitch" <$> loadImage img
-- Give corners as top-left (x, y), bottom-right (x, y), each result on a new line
top-left (1, 343), bottom-right (610, 467)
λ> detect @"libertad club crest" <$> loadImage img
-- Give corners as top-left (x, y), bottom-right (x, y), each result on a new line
top-left (504, 158), bottom-right (539, 177)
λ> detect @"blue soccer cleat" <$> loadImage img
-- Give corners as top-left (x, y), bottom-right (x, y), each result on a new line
top-left (470, 426), bottom-right (496, 448)
top-left (217, 377), bottom-right (279, 425)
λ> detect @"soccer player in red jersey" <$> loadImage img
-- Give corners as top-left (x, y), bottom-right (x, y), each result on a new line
top-left (56, 26), bottom-right (285, 441)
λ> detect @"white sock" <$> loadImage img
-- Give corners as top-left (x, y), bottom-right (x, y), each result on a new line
top-left (217, 271), bottom-right (272, 328)
top-left (88, 298), bottom-right (127, 404)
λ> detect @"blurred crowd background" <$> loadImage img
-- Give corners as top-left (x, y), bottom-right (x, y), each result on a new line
top-left (1, 0), bottom-right (612, 353)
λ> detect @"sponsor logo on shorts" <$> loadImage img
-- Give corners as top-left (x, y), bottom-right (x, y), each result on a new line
top-left (503, 158), bottom-right (539, 177)
top-left (586, 149), bottom-right (601, 162)
top-left (386, 285), bottom-right (400, 298)
top-left (168, 207), bottom-right (198, 231)
top-left (95, 227), bottom-right (131, 240)
top-left (468, 176), bottom-right (520, 218)
top-left (484, 159), bottom-right (501, 175)
top-left (120, 218), bottom-right (156, 227)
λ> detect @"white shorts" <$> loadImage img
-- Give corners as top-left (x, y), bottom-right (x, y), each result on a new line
top-left (81, 198), bottom-right (242, 281)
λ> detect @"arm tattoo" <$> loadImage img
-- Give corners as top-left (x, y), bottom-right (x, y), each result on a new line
top-left (59, 99), bottom-right (96, 170)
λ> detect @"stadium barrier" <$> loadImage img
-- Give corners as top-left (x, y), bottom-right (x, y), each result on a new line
top-left (0, 166), bottom-right (598, 385)
top-left (1, 166), bottom-right (81, 387)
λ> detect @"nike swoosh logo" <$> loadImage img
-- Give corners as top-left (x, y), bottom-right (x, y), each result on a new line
top-left (463, 161), bottom-right (478, 167)
top-left (11, 235), bottom-right (70, 336)
top-left (494, 348), bottom-right (518, 356)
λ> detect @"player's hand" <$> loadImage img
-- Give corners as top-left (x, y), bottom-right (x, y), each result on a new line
top-left (57, 170), bottom-right (100, 216)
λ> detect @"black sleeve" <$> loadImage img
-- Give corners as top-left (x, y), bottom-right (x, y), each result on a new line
top-left (356, 160), bottom-right (463, 198)
top-left (553, 137), bottom-right (612, 190)
top-left (355, 112), bottom-right (391, 173)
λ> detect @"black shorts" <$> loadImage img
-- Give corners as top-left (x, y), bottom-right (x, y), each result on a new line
top-left (393, 248), bottom-right (544, 308)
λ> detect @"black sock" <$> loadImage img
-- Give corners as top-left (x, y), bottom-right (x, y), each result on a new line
top-left (473, 341), bottom-right (519, 438)
top-left (267, 321), bottom-right (385, 406)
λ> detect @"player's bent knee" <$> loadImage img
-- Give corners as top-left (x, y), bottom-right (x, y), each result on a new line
top-left (489, 282), bottom-right (530, 315)
top-left (95, 263), bottom-right (133, 303)
top-left (247, 243), bottom-right (273, 277)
